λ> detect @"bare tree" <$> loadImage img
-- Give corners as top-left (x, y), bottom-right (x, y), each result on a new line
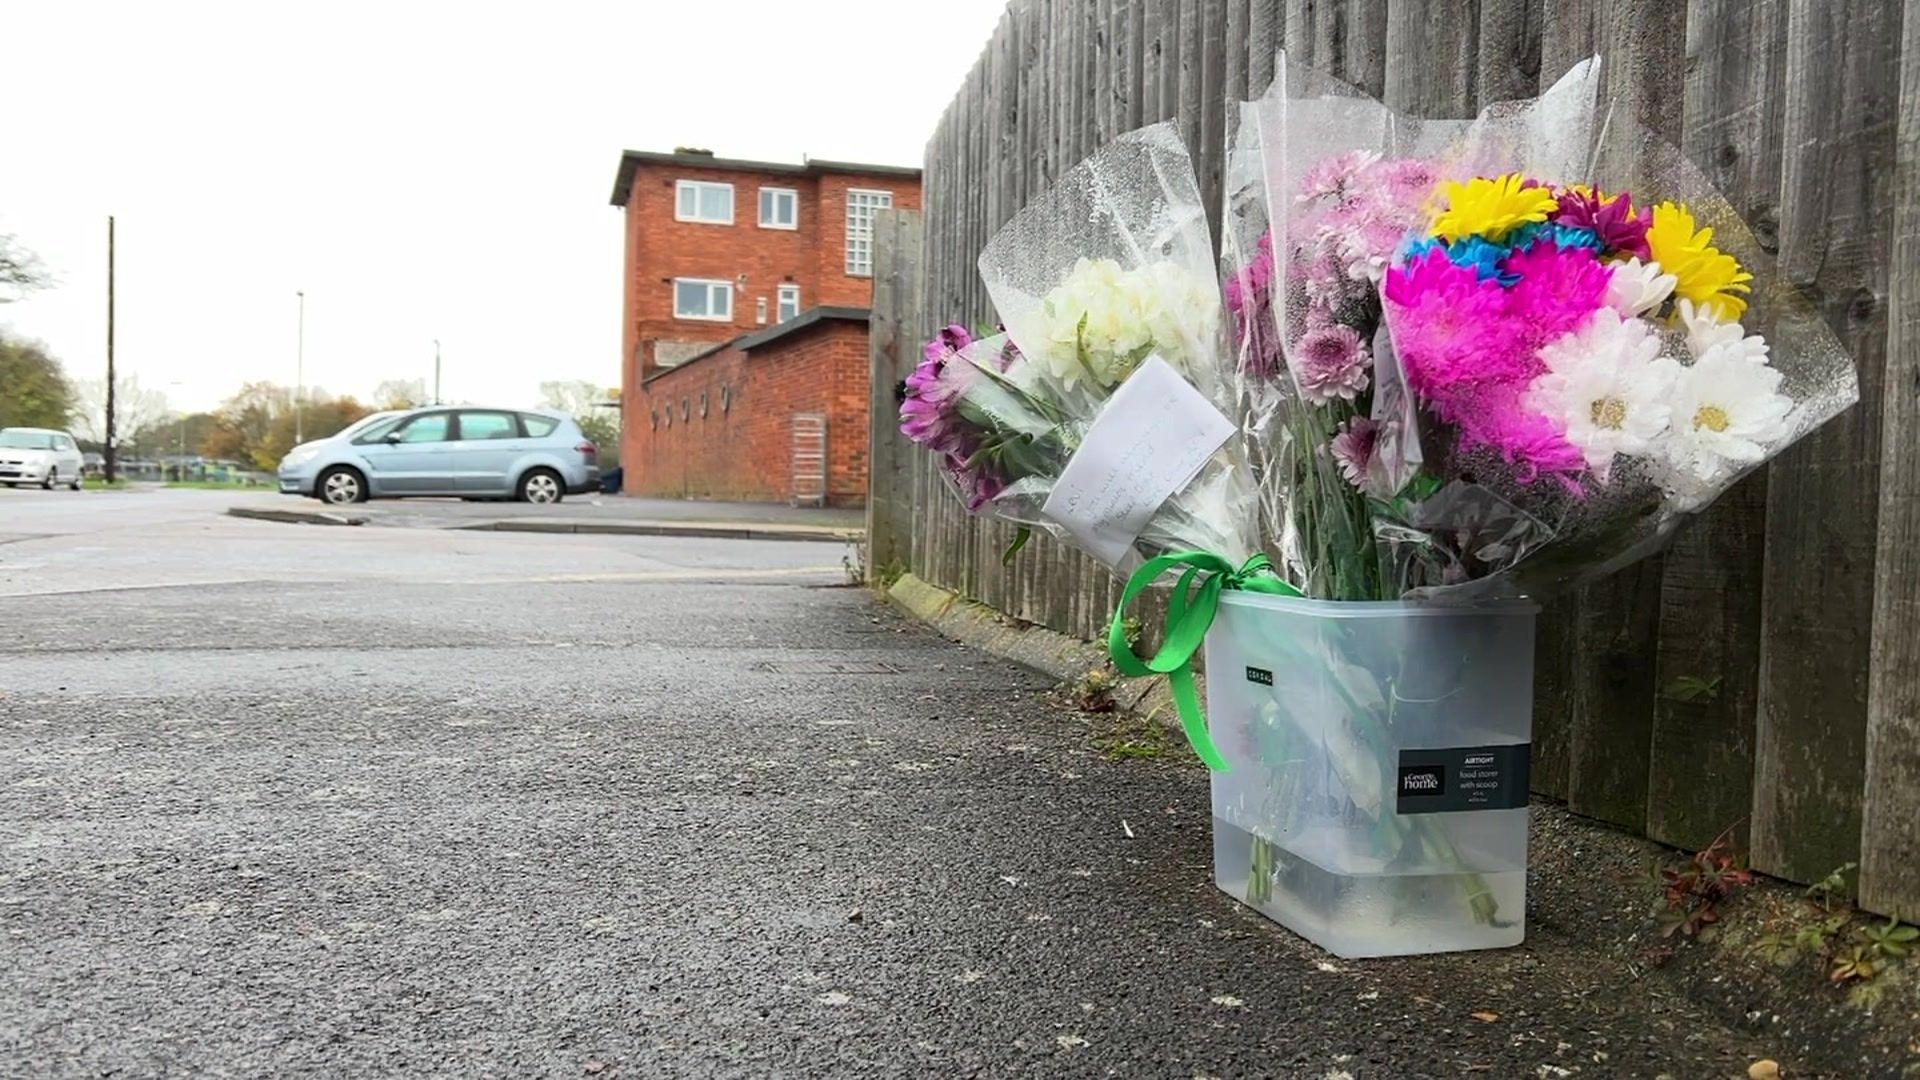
top-left (72, 374), bottom-right (171, 449)
top-left (371, 378), bottom-right (428, 409)
top-left (540, 379), bottom-right (621, 465)
top-left (0, 234), bottom-right (50, 303)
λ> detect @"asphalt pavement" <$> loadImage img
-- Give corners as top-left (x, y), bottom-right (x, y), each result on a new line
top-left (0, 488), bottom-right (1797, 1077)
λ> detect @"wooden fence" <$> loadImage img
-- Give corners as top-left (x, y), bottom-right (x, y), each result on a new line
top-left (865, 0), bottom-right (1920, 915)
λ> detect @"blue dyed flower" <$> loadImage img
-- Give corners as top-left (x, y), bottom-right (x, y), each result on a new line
top-left (1401, 236), bottom-right (1443, 263)
top-left (1508, 221), bottom-right (1603, 254)
top-left (1444, 236), bottom-right (1519, 285)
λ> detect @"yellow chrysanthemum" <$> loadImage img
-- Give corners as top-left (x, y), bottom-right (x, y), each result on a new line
top-left (1646, 201), bottom-right (1753, 322)
top-left (1430, 174), bottom-right (1559, 244)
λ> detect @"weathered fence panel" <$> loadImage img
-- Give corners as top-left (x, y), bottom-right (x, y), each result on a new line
top-left (872, 0), bottom-right (1920, 914)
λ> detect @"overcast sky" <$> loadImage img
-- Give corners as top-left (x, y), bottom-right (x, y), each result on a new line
top-left (1, 0), bottom-right (1007, 415)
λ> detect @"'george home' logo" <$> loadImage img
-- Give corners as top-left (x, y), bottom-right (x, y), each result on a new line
top-left (1245, 666), bottom-right (1274, 686)
top-left (1399, 764), bottom-right (1445, 796)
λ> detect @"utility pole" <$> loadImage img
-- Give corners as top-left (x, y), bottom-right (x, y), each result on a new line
top-left (105, 216), bottom-right (117, 484)
top-left (433, 339), bottom-right (442, 405)
top-left (295, 290), bottom-right (306, 444)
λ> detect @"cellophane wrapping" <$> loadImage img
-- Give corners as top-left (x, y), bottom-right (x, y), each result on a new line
top-left (903, 122), bottom-right (1260, 573)
top-left (1225, 53), bottom-right (1859, 602)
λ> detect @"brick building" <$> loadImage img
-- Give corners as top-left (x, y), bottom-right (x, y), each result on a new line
top-left (609, 149), bottom-right (921, 505)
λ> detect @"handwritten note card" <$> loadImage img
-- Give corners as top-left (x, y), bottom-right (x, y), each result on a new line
top-left (1041, 356), bottom-right (1234, 567)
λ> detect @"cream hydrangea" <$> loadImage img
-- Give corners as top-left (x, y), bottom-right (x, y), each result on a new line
top-left (1528, 309), bottom-right (1681, 477)
top-left (1034, 257), bottom-right (1221, 389)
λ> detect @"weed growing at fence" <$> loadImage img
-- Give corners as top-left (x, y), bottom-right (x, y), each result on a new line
top-left (1653, 827), bottom-right (1752, 941)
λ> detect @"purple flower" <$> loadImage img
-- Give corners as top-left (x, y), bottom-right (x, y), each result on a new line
top-left (1293, 324), bottom-right (1372, 404)
top-left (1550, 187), bottom-right (1652, 260)
top-left (900, 325), bottom-right (976, 456)
top-left (1331, 416), bottom-right (1379, 490)
top-left (1227, 233), bottom-right (1285, 380)
top-left (945, 453), bottom-right (1006, 511)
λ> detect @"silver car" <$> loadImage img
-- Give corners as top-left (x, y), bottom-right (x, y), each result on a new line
top-left (0, 427), bottom-right (86, 490)
top-left (277, 407), bottom-right (601, 505)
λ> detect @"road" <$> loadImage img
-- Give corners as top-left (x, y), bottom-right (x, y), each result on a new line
top-left (1, 488), bottom-right (1786, 1077)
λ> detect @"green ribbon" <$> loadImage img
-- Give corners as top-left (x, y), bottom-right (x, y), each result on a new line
top-left (1107, 551), bottom-right (1302, 772)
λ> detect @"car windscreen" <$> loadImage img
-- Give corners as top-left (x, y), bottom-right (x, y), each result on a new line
top-left (0, 430), bottom-right (57, 450)
top-left (339, 411), bottom-right (401, 438)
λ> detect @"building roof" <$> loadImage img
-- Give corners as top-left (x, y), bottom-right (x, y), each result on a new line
top-left (735, 305), bottom-right (869, 352)
top-left (609, 150), bottom-right (920, 206)
top-left (641, 307), bottom-right (871, 385)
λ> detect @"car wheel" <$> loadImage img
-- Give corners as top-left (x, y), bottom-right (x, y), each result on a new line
top-left (516, 468), bottom-right (563, 505)
top-left (69, 473), bottom-right (82, 491)
top-left (317, 466), bottom-right (368, 505)
top-left (42, 468), bottom-right (56, 491)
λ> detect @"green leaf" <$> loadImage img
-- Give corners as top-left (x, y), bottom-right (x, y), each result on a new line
top-left (1001, 525), bottom-right (1033, 566)
top-left (1073, 314), bottom-right (1103, 388)
top-left (1665, 675), bottom-right (1723, 704)
top-left (1396, 472), bottom-right (1443, 503)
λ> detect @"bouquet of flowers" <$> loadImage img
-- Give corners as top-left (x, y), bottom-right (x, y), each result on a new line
top-left (1230, 54), bottom-right (1859, 601)
top-left (899, 123), bottom-right (1258, 573)
top-left (1200, 52), bottom-right (1858, 955)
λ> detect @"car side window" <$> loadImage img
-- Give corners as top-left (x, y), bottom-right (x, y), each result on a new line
top-left (521, 414), bottom-right (559, 438)
top-left (395, 413), bottom-right (450, 444)
top-left (353, 417), bottom-right (406, 444)
top-left (57, 436), bottom-right (74, 451)
top-left (457, 411), bottom-right (520, 441)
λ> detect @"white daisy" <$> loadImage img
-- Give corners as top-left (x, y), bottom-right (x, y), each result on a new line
top-left (1604, 257), bottom-right (1677, 318)
top-left (1657, 352), bottom-right (1793, 491)
top-left (1529, 309), bottom-right (1680, 477)
top-left (1676, 298), bottom-right (1769, 363)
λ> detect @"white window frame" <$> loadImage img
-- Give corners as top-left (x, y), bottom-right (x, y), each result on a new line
top-left (758, 186), bottom-right (798, 230)
top-left (776, 283), bottom-right (801, 323)
top-left (672, 278), bottom-right (734, 322)
top-left (844, 188), bottom-right (894, 277)
top-left (675, 180), bottom-right (735, 225)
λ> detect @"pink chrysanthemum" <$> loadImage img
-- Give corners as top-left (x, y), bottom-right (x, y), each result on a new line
top-left (1455, 386), bottom-right (1588, 489)
top-left (1297, 150), bottom-right (1381, 202)
top-left (1551, 187), bottom-right (1652, 259)
top-left (1498, 242), bottom-right (1611, 356)
top-left (1374, 158), bottom-right (1442, 202)
top-left (1294, 324), bottom-right (1371, 403)
top-left (1330, 416), bottom-right (1379, 489)
top-left (1382, 250), bottom-right (1510, 416)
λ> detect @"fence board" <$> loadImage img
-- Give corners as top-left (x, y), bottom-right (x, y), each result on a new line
top-left (865, 210), bottom-right (924, 584)
top-left (891, 0), bottom-right (1919, 914)
top-left (1645, 0), bottom-right (1788, 853)
top-left (1343, 0), bottom-right (1389, 97)
top-left (1752, 0), bottom-right (1899, 887)
top-left (1477, 0), bottom-right (1539, 105)
top-left (1861, 0), bottom-right (1920, 918)
top-left (1558, 0), bottom-right (1687, 835)
top-left (1383, 0), bottom-right (1477, 116)
top-left (1249, 2), bottom-right (1279, 92)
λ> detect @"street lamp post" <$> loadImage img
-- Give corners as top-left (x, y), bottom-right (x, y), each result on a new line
top-left (433, 339), bottom-right (441, 405)
top-left (295, 290), bottom-right (306, 444)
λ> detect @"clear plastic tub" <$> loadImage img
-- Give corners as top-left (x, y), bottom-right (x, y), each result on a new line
top-left (1204, 590), bottom-right (1537, 957)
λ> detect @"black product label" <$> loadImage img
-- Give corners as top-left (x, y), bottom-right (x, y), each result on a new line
top-left (1395, 744), bottom-right (1530, 815)
top-left (1245, 666), bottom-right (1274, 686)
